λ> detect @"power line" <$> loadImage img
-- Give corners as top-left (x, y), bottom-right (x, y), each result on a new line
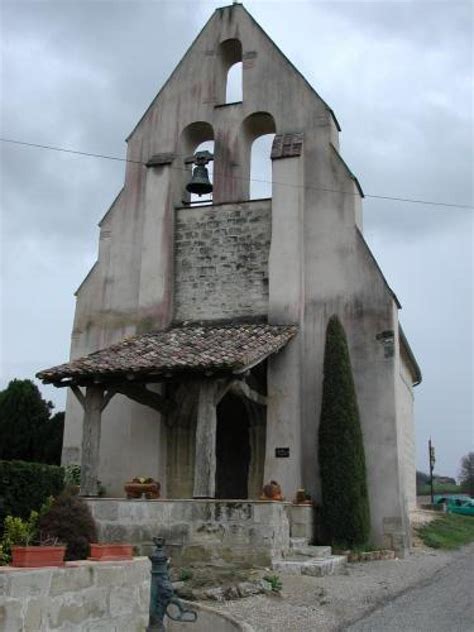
top-left (1, 136), bottom-right (472, 210)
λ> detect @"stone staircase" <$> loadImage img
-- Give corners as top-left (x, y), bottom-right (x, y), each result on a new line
top-left (272, 537), bottom-right (347, 577)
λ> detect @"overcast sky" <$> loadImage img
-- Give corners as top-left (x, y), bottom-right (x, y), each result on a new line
top-left (1, 0), bottom-right (472, 478)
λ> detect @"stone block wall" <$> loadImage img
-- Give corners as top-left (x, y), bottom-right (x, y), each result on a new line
top-left (0, 558), bottom-right (149, 631)
top-left (174, 200), bottom-right (271, 322)
top-left (289, 504), bottom-right (315, 541)
top-left (87, 499), bottom-right (290, 567)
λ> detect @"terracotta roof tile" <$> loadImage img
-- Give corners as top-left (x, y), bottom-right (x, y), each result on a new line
top-left (37, 323), bottom-right (297, 384)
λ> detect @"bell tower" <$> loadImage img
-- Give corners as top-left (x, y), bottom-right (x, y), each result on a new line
top-left (61, 3), bottom-right (420, 554)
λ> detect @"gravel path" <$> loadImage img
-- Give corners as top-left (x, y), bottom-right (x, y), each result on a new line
top-left (201, 545), bottom-right (472, 632)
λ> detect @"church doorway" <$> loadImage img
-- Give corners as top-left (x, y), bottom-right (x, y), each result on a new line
top-left (215, 392), bottom-right (251, 499)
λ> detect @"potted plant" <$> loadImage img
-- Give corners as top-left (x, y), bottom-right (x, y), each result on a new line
top-left (2, 512), bottom-right (66, 568)
top-left (88, 543), bottom-right (134, 561)
top-left (124, 477), bottom-right (161, 499)
top-left (294, 489), bottom-right (313, 505)
top-left (64, 465), bottom-right (106, 497)
top-left (38, 490), bottom-right (98, 561)
top-left (260, 480), bottom-right (284, 501)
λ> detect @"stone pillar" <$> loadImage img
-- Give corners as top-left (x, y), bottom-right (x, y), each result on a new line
top-left (265, 152), bottom-right (305, 500)
top-left (80, 385), bottom-right (104, 497)
top-left (193, 380), bottom-right (217, 498)
top-left (137, 163), bottom-right (174, 329)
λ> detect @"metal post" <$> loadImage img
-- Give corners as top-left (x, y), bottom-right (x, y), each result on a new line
top-left (147, 537), bottom-right (197, 631)
top-left (429, 438), bottom-right (436, 505)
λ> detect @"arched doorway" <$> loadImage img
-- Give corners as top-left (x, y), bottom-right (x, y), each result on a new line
top-left (215, 392), bottom-right (251, 499)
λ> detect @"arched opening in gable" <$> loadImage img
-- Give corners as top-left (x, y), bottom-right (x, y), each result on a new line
top-left (241, 112), bottom-right (276, 200)
top-left (217, 39), bottom-right (243, 104)
top-left (178, 121), bottom-right (214, 206)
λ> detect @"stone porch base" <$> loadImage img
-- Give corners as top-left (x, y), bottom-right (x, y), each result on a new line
top-left (87, 499), bottom-right (294, 567)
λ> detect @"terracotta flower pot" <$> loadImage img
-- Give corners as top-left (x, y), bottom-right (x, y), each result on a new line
top-left (260, 480), bottom-right (284, 501)
top-left (124, 481), bottom-right (160, 499)
top-left (11, 545), bottom-right (66, 568)
top-left (88, 543), bottom-right (134, 561)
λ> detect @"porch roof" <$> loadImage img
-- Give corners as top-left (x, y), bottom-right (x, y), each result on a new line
top-left (37, 322), bottom-right (298, 386)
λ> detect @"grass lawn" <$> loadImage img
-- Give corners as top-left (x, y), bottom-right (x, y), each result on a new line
top-left (417, 483), bottom-right (462, 496)
top-left (416, 513), bottom-right (474, 549)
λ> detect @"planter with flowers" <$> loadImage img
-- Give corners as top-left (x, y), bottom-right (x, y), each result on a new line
top-left (88, 543), bottom-right (134, 561)
top-left (2, 509), bottom-right (66, 568)
top-left (124, 477), bottom-right (161, 499)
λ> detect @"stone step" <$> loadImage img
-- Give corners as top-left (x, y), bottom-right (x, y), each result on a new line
top-left (286, 545), bottom-right (332, 559)
top-left (289, 537), bottom-right (308, 548)
top-left (272, 555), bottom-right (347, 577)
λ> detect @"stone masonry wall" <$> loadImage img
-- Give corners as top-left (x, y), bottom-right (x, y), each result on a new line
top-left (174, 200), bottom-right (271, 322)
top-left (87, 499), bottom-right (290, 568)
top-left (0, 558), bottom-right (149, 631)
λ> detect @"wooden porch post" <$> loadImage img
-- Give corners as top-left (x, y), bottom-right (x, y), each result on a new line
top-left (80, 385), bottom-right (105, 496)
top-left (193, 380), bottom-right (218, 498)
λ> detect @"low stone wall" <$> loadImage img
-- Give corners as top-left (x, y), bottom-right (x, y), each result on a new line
top-left (0, 558), bottom-right (149, 631)
top-left (87, 499), bottom-right (291, 566)
top-left (0, 561), bottom-right (254, 632)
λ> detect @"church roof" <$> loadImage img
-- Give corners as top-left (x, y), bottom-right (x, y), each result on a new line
top-left (37, 323), bottom-right (297, 386)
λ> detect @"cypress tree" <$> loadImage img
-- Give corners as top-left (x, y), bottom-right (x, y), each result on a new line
top-left (318, 315), bottom-right (370, 546)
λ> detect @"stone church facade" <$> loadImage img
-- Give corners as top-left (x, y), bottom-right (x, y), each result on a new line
top-left (38, 4), bottom-right (421, 551)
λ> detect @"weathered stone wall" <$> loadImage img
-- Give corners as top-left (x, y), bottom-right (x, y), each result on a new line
top-left (0, 558), bottom-right (149, 631)
top-left (87, 498), bottom-right (290, 567)
top-left (174, 200), bottom-right (271, 322)
top-left (398, 349), bottom-right (417, 510)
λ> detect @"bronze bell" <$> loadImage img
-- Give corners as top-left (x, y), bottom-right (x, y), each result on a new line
top-left (186, 163), bottom-right (213, 196)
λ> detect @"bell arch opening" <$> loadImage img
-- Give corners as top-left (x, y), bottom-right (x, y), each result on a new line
top-left (217, 39), bottom-right (243, 104)
top-left (177, 121), bottom-right (214, 206)
top-left (250, 134), bottom-right (275, 199)
top-left (241, 112), bottom-right (276, 200)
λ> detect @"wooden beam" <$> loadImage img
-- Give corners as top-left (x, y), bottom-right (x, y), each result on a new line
top-left (80, 385), bottom-right (104, 497)
top-left (112, 384), bottom-right (175, 415)
top-left (101, 389), bottom-right (116, 412)
top-left (214, 378), bottom-right (234, 405)
top-left (70, 385), bottom-right (86, 410)
top-left (193, 380), bottom-right (218, 498)
top-left (231, 380), bottom-right (267, 407)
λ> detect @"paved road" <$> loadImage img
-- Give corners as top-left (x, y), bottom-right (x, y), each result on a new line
top-left (345, 548), bottom-right (474, 632)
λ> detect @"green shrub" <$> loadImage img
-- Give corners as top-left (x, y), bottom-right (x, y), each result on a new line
top-left (64, 464), bottom-right (81, 487)
top-left (263, 573), bottom-right (282, 592)
top-left (38, 490), bottom-right (97, 561)
top-left (0, 460), bottom-right (64, 529)
top-left (318, 315), bottom-right (371, 547)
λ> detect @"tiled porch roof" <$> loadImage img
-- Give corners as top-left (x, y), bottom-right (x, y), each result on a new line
top-left (37, 323), bottom-right (298, 385)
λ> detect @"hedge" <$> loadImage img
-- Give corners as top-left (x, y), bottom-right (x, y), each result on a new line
top-left (0, 460), bottom-right (64, 529)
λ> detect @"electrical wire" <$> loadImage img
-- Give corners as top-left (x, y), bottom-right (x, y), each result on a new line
top-left (1, 136), bottom-right (472, 210)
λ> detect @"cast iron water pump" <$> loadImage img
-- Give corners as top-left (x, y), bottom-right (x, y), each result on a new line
top-left (147, 537), bottom-right (197, 631)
